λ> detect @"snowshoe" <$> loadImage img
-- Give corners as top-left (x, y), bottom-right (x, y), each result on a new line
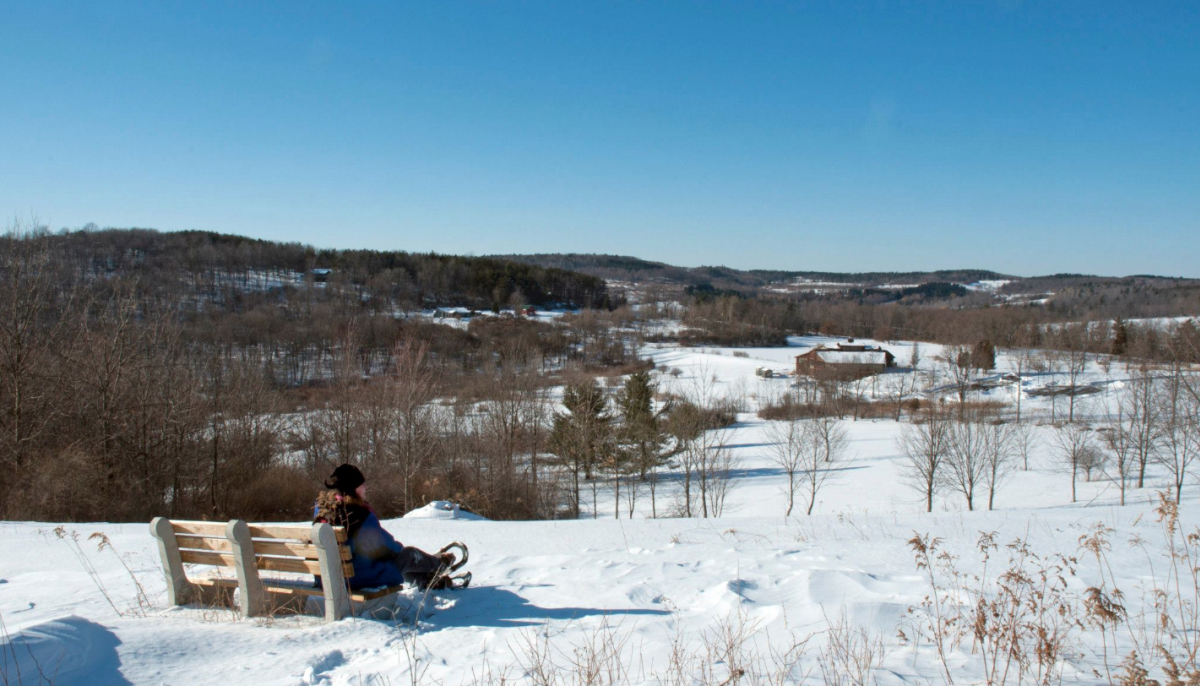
top-left (427, 542), bottom-right (470, 590)
top-left (444, 571), bottom-right (471, 589)
top-left (437, 541), bottom-right (469, 573)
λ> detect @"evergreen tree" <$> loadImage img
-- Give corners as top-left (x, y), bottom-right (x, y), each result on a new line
top-left (613, 372), bottom-right (678, 517)
top-left (1111, 318), bottom-right (1129, 356)
top-left (970, 339), bottom-right (996, 371)
top-left (550, 379), bottom-right (609, 518)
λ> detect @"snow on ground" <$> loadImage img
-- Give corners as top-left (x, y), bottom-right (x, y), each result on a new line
top-left (962, 279), bottom-right (1012, 291)
top-left (3, 336), bottom-right (1199, 685)
top-left (4, 498), bottom-right (1193, 684)
top-left (403, 501), bottom-right (488, 521)
top-left (413, 308), bottom-right (571, 331)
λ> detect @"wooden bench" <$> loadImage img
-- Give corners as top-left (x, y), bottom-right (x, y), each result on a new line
top-left (149, 518), bottom-right (405, 622)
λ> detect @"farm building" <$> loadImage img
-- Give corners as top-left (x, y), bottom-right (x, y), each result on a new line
top-left (795, 340), bottom-right (896, 380)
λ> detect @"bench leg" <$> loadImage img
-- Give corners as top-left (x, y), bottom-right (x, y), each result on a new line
top-left (226, 519), bottom-right (267, 618)
top-left (312, 523), bottom-right (351, 622)
top-left (149, 517), bottom-right (194, 606)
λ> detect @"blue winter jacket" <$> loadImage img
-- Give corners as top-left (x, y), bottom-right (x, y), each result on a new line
top-left (314, 492), bottom-right (406, 590)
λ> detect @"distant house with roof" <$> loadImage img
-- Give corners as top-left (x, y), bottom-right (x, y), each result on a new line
top-left (795, 340), bottom-right (896, 380)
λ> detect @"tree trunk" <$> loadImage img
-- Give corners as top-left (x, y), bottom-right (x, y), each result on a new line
top-left (1071, 464), bottom-right (1077, 503)
top-left (785, 473), bottom-right (795, 517)
top-left (613, 471), bottom-right (620, 519)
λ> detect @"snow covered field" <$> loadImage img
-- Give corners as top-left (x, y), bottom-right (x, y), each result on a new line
top-left (3, 337), bottom-right (1198, 685)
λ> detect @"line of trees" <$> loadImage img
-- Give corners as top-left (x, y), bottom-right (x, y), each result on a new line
top-left (1060, 363), bottom-right (1200, 506)
top-left (48, 227), bottom-right (614, 312)
top-left (896, 357), bottom-right (1200, 513)
top-left (664, 291), bottom-right (1200, 366)
top-left (0, 228), bottom-right (640, 522)
top-left (548, 370), bottom-right (741, 520)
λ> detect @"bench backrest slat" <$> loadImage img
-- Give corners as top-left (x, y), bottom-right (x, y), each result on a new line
top-left (253, 539), bottom-right (352, 562)
top-left (172, 520), bottom-right (348, 545)
top-left (249, 524), bottom-right (347, 543)
top-left (178, 537), bottom-right (233, 554)
top-left (171, 520), bottom-right (227, 537)
top-left (180, 549), bottom-right (236, 568)
top-left (258, 556), bottom-right (324, 575)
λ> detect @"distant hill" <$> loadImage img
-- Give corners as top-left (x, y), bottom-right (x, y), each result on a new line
top-left (34, 229), bottom-right (613, 310)
top-left (492, 254), bottom-right (1200, 317)
top-left (492, 253), bottom-right (1013, 291)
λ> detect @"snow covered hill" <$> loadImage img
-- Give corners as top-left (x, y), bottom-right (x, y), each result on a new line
top-left (3, 337), bottom-right (1199, 685)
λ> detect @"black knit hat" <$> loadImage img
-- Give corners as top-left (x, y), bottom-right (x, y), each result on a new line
top-left (325, 463), bottom-right (365, 494)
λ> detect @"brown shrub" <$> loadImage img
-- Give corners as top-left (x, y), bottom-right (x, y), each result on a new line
top-left (757, 395), bottom-right (843, 421)
top-left (222, 465), bottom-right (318, 521)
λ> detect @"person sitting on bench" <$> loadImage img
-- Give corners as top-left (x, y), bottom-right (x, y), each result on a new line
top-left (314, 464), bottom-right (453, 590)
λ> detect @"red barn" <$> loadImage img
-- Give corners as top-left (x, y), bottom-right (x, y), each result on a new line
top-left (795, 340), bottom-right (896, 380)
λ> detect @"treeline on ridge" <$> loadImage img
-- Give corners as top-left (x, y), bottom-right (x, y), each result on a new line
top-left (59, 227), bottom-right (612, 312)
top-left (0, 227), bottom-right (637, 524)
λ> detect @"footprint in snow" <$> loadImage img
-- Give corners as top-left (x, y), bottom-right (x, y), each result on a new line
top-left (728, 579), bottom-right (758, 597)
top-left (300, 650), bottom-right (346, 686)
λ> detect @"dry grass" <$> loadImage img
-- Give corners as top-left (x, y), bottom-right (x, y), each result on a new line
top-left (52, 526), bottom-right (154, 619)
top-left (902, 530), bottom-right (1085, 685)
top-left (819, 610), bottom-right (884, 686)
top-left (456, 611), bottom-right (814, 686)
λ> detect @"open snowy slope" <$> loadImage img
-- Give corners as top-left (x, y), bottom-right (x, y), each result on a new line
top-left (3, 337), bottom-right (1197, 685)
top-left (2, 498), bottom-right (1192, 686)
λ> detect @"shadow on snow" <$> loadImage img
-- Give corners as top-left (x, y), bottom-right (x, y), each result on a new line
top-left (426, 586), bottom-right (670, 630)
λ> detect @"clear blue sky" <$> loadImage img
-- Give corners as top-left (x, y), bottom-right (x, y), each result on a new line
top-left (2, 2), bottom-right (1197, 276)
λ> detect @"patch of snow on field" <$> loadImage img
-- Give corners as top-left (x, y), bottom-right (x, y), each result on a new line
top-left (402, 501), bottom-right (488, 521)
top-left (963, 279), bottom-right (1012, 291)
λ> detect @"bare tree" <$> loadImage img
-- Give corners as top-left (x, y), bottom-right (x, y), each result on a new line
top-left (766, 418), bottom-right (806, 517)
top-left (385, 338), bottom-right (439, 513)
top-left (943, 418), bottom-right (989, 511)
top-left (981, 421), bottom-right (1017, 511)
top-left (893, 342), bottom-right (923, 421)
top-left (0, 227), bottom-right (67, 495)
top-left (766, 416), bottom-right (845, 517)
top-left (937, 345), bottom-right (978, 420)
top-left (1122, 365), bottom-right (1160, 489)
top-left (1052, 423), bottom-right (1097, 503)
top-left (1097, 416), bottom-right (1135, 506)
top-left (1012, 420), bottom-right (1040, 472)
top-left (898, 407), bottom-right (951, 513)
top-left (1060, 327), bottom-right (1092, 423)
top-left (1037, 351), bottom-right (1063, 423)
top-left (1157, 364), bottom-right (1200, 503)
top-left (1010, 347), bottom-right (1038, 423)
top-left (668, 360), bottom-right (736, 518)
top-left (68, 284), bottom-right (147, 505)
top-left (676, 419), bottom-right (731, 519)
top-left (623, 468), bottom-right (642, 518)
top-left (702, 439), bottom-right (738, 518)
